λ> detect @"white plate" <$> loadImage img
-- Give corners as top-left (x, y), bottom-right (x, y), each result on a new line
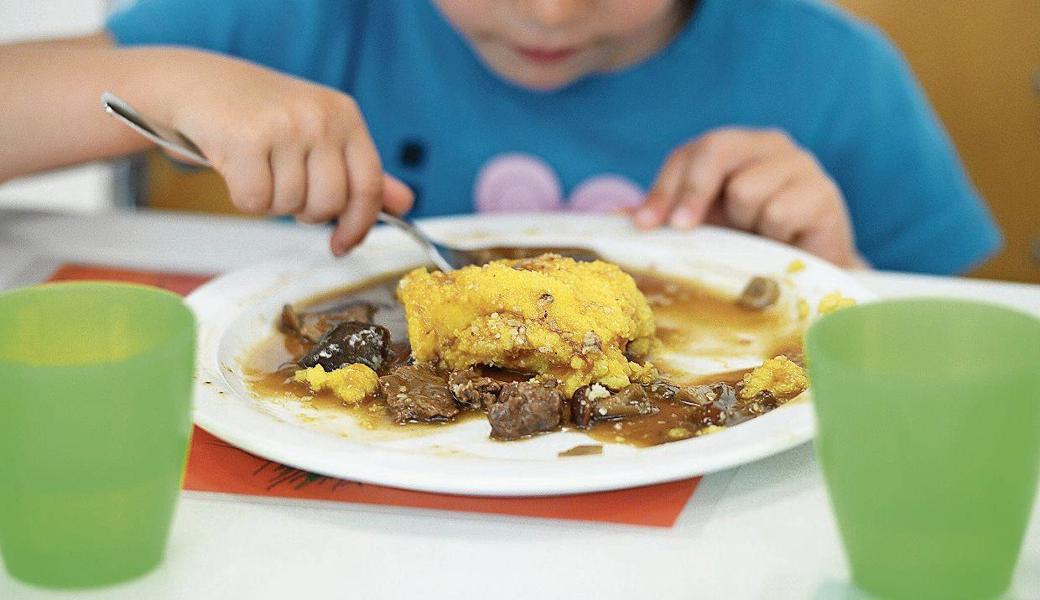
top-left (188, 214), bottom-right (873, 496)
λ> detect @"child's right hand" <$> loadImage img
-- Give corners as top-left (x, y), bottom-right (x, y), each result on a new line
top-left (153, 51), bottom-right (413, 255)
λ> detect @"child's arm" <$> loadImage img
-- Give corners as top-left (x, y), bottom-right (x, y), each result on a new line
top-left (0, 34), bottom-right (153, 180)
top-left (634, 128), bottom-right (868, 269)
top-left (0, 34), bottom-right (411, 254)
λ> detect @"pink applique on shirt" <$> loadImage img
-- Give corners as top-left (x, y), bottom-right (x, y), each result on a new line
top-left (474, 153), bottom-right (644, 213)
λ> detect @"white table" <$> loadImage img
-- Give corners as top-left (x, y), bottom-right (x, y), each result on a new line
top-left (2, 210), bottom-right (1038, 600)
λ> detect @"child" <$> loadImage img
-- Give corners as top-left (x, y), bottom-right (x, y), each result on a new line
top-left (0, 0), bottom-right (1000, 274)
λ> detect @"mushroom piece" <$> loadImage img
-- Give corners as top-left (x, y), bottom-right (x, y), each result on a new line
top-left (737, 276), bottom-right (780, 311)
top-left (298, 321), bottom-right (391, 372)
top-left (570, 383), bottom-right (657, 429)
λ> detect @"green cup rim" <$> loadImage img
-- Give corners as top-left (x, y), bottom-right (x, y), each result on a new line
top-left (0, 280), bottom-right (189, 304)
top-left (0, 280), bottom-right (195, 368)
top-left (806, 297), bottom-right (1040, 381)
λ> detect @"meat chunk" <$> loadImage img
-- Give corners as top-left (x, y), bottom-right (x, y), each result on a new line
top-left (593, 385), bottom-right (656, 418)
top-left (299, 321), bottom-right (391, 373)
top-left (686, 382), bottom-right (740, 427)
top-left (281, 301), bottom-right (378, 342)
top-left (570, 383), bottom-right (656, 429)
top-left (448, 368), bottom-right (502, 410)
top-left (379, 364), bottom-right (459, 424)
top-left (741, 389), bottom-right (779, 416)
top-left (486, 380), bottom-right (565, 440)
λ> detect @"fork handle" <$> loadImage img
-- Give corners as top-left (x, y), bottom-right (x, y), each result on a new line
top-left (376, 213), bottom-right (453, 272)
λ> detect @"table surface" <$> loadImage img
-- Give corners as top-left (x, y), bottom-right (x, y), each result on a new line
top-left (1, 209), bottom-right (1038, 600)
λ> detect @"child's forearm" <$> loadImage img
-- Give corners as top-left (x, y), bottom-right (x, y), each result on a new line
top-left (0, 34), bottom-right (209, 182)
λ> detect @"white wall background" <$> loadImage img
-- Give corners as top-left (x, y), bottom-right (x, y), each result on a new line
top-left (0, 0), bottom-right (116, 213)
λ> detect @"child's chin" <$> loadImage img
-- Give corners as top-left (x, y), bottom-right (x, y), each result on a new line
top-left (497, 68), bottom-right (583, 92)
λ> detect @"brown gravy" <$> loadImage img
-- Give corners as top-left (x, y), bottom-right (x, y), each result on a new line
top-left (244, 266), bottom-right (804, 447)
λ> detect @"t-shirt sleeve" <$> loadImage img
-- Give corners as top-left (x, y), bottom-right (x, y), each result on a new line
top-left (106, 0), bottom-right (365, 89)
top-left (815, 24), bottom-right (1002, 275)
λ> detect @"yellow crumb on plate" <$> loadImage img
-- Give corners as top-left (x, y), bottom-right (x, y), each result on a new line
top-left (817, 291), bottom-right (857, 315)
top-left (293, 363), bottom-right (379, 405)
top-left (797, 298), bottom-right (811, 320)
top-left (786, 259), bottom-right (806, 273)
top-left (739, 356), bottom-right (808, 401)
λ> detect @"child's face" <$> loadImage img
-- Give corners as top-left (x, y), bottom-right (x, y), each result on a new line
top-left (434, 0), bottom-right (688, 90)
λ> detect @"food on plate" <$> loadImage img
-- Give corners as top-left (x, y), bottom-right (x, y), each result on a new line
top-left (817, 291), bottom-right (857, 315)
top-left (379, 364), bottom-right (459, 423)
top-left (298, 321), bottom-right (392, 372)
top-left (739, 355), bottom-right (807, 402)
top-left (247, 252), bottom-right (812, 446)
top-left (396, 254), bottom-right (656, 395)
top-left (486, 379), bottom-right (567, 440)
top-left (737, 276), bottom-right (781, 311)
top-left (293, 363), bottom-right (379, 404)
top-left (281, 301), bottom-right (377, 343)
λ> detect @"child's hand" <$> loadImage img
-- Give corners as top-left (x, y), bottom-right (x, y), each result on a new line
top-left (634, 128), bottom-right (867, 268)
top-left (155, 51), bottom-right (413, 255)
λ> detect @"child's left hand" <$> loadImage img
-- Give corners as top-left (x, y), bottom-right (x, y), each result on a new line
top-left (633, 128), bottom-right (868, 269)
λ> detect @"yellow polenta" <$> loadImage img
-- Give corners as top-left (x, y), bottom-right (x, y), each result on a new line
top-left (293, 363), bottom-right (379, 404)
top-left (397, 254), bottom-right (656, 396)
top-left (739, 356), bottom-right (807, 401)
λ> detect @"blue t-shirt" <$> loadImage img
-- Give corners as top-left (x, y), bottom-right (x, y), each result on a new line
top-left (107, 0), bottom-right (1001, 274)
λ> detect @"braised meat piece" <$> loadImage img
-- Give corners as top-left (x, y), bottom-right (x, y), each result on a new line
top-left (281, 301), bottom-right (378, 342)
top-left (379, 364), bottom-right (460, 424)
top-left (645, 380), bottom-right (741, 427)
top-left (486, 380), bottom-right (565, 440)
top-left (741, 389), bottom-right (779, 416)
top-left (686, 382), bottom-right (740, 427)
top-left (595, 385), bottom-right (656, 418)
top-left (571, 384), bottom-right (657, 429)
top-left (299, 321), bottom-right (391, 372)
top-left (448, 368), bottom-right (502, 410)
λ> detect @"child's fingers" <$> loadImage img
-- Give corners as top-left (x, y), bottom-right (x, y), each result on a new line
top-left (764, 177), bottom-right (857, 267)
top-left (330, 179), bottom-right (379, 256)
top-left (754, 179), bottom-right (826, 244)
top-left (721, 151), bottom-right (806, 230)
top-left (381, 174), bottom-right (415, 215)
top-left (636, 146), bottom-right (690, 229)
top-left (299, 145), bottom-right (348, 224)
top-left (670, 128), bottom-right (787, 229)
top-left (269, 146), bottom-right (308, 216)
top-left (219, 149), bottom-right (274, 215)
top-left (342, 121), bottom-right (384, 215)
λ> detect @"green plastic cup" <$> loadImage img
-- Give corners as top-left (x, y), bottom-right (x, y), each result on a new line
top-left (806, 299), bottom-right (1040, 600)
top-left (0, 282), bottom-right (195, 588)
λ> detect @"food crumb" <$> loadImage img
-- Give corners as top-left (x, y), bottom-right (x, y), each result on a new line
top-left (558, 444), bottom-right (604, 457)
top-left (740, 356), bottom-right (807, 401)
top-left (817, 291), bottom-right (856, 315)
top-left (797, 298), bottom-right (811, 320)
top-left (786, 259), bottom-right (806, 273)
top-left (293, 363), bottom-right (379, 405)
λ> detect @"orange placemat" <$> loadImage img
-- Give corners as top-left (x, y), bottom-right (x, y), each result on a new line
top-left (48, 263), bottom-right (700, 527)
